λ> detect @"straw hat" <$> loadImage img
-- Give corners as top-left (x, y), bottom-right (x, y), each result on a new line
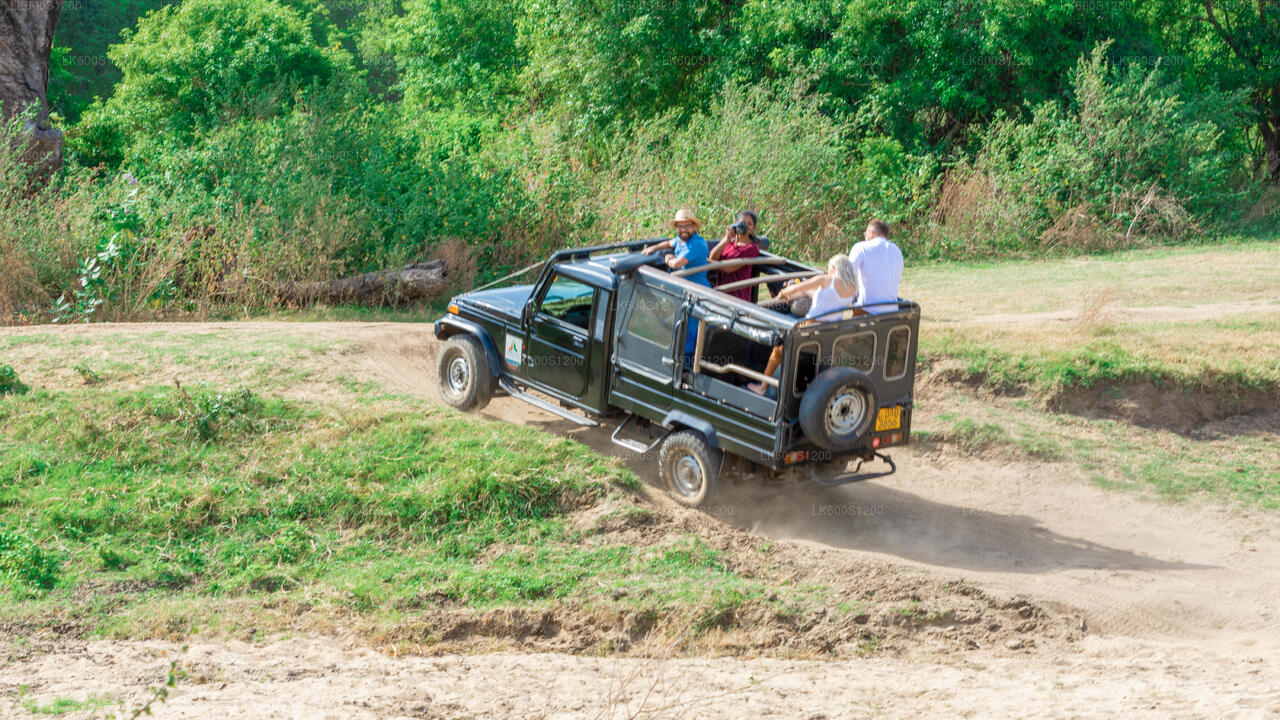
top-left (668, 208), bottom-right (702, 229)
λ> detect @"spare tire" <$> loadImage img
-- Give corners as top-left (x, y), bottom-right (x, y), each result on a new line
top-left (799, 367), bottom-right (878, 452)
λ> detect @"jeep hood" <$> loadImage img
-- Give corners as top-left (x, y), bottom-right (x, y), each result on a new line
top-left (460, 284), bottom-right (535, 318)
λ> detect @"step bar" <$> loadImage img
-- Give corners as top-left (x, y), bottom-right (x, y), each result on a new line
top-left (497, 377), bottom-right (599, 427)
top-left (610, 413), bottom-right (664, 455)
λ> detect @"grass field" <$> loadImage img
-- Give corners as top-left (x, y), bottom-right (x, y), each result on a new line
top-left (0, 370), bottom-right (833, 649)
top-left (902, 238), bottom-right (1279, 510)
top-left (1, 238), bottom-right (1276, 656)
top-left (903, 239), bottom-right (1280, 316)
top-left (904, 240), bottom-right (1280, 399)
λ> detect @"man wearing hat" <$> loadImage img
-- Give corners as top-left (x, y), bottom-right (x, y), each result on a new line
top-left (644, 209), bottom-right (712, 288)
top-left (643, 209), bottom-right (712, 357)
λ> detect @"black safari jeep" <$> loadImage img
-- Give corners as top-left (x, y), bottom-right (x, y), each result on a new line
top-left (434, 240), bottom-right (919, 506)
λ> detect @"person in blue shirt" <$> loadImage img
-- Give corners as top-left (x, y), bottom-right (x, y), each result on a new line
top-left (643, 208), bottom-right (711, 357)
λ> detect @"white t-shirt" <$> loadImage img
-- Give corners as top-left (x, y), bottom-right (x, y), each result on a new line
top-left (848, 236), bottom-right (903, 314)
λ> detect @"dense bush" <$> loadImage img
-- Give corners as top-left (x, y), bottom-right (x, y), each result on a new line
top-left (579, 81), bottom-right (936, 259)
top-left (0, 365), bottom-right (30, 396)
top-left (924, 43), bottom-right (1251, 258)
top-left (0, 527), bottom-right (60, 594)
top-left (70, 0), bottom-right (348, 170)
top-left (10, 0), bottom-right (1272, 322)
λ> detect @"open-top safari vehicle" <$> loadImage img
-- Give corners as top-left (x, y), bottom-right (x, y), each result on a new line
top-left (433, 240), bottom-right (919, 506)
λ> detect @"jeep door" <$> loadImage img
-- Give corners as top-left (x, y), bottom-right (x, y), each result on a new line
top-left (525, 272), bottom-right (595, 398)
top-left (609, 276), bottom-right (681, 417)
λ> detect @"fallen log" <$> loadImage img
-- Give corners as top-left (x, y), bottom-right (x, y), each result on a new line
top-left (272, 259), bottom-right (450, 307)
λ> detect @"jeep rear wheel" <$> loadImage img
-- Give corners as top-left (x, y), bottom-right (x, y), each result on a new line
top-left (658, 430), bottom-right (722, 507)
top-left (799, 367), bottom-right (878, 452)
top-left (437, 335), bottom-right (495, 411)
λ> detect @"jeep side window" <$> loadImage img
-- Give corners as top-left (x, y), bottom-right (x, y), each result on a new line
top-left (625, 284), bottom-right (678, 347)
top-left (885, 326), bottom-right (910, 379)
top-left (539, 274), bottom-right (595, 330)
top-left (793, 341), bottom-right (820, 395)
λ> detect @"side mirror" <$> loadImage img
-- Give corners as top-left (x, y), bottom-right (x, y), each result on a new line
top-left (521, 301), bottom-right (534, 329)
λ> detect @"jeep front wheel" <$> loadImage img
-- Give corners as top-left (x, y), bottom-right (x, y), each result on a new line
top-left (437, 335), bottom-right (495, 411)
top-left (658, 430), bottom-right (722, 507)
top-left (799, 367), bottom-right (878, 452)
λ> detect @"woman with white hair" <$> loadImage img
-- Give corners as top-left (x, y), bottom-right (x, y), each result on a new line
top-left (747, 255), bottom-right (858, 395)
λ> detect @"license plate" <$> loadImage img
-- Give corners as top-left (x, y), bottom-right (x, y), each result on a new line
top-left (875, 406), bottom-right (902, 432)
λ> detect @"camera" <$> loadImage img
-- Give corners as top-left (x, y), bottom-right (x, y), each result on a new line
top-left (729, 221), bottom-right (749, 235)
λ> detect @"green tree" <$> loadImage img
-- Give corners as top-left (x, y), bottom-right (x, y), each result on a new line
top-left (519, 0), bottom-right (739, 134)
top-left (968, 42), bottom-right (1244, 245)
top-left (731, 0), bottom-right (1158, 152)
top-left (1138, 0), bottom-right (1280, 181)
top-left (369, 0), bottom-right (526, 115)
top-left (70, 0), bottom-right (348, 170)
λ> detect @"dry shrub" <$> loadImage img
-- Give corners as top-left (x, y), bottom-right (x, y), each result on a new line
top-left (178, 196), bottom-right (366, 310)
top-left (1039, 204), bottom-right (1119, 253)
top-left (0, 241), bottom-right (43, 321)
top-left (1074, 287), bottom-right (1119, 335)
top-left (931, 170), bottom-right (996, 233)
top-left (0, 138), bottom-right (104, 323)
top-left (431, 236), bottom-right (477, 292)
top-left (928, 167), bottom-right (1038, 256)
top-left (584, 82), bottom-right (866, 262)
top-left (1109, 184), bottom-right (1194, 241)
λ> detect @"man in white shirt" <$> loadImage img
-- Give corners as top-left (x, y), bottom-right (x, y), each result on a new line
top-left (849, 219), bottom-right (904, 314)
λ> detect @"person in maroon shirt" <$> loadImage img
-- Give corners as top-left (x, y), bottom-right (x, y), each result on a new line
top-left (709, 219), bottom-right (761, 301)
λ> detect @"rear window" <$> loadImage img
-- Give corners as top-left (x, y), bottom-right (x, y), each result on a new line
top-left (884, 326), bottom-right (910, 380)
top-left (832, 332), bottom-right (875, 372)
top-left (626, 284), bottom-right (678, 348)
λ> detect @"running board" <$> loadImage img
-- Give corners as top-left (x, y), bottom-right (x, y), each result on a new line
top-left (610, 413), bottom-right (664, 455)
top-left (497, 377), bottom-right (598, 427)
top-left (810, 452), bottom-right (896, 487)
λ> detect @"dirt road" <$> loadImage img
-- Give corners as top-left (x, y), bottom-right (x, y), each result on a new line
top-left (2, 321), bottom-right (1279, 718)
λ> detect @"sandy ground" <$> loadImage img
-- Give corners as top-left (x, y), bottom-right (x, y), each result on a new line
top-left (3, 635), bottom-right (1280, 719)
top-left (2, 320), bottom-right (1279, 718)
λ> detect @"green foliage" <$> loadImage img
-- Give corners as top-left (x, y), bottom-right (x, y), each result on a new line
top-left (1138, 0), bottom-right (1280, 180)
top-left (112, 0), bottom-right (337, 137)
top-left (47, 0), bottom-right (174, 121)
top-left (372, 0), bottom-right (526, 114)
top-left (17, 0), bottom-right (1274, 322)
top-left (0, 527), bottom-right (61, 594)
top-left (169, 383), bottom-right (266, 442)
top-left (584, 81), bottom-right (935, 258)
top-left (0, 365), bottom-right (29, 396)
top-left (520, 0), bottom-right (735, 133)
top-left (734, 0), bottom-right (1158, 149)
top-left (932, 42), bottom-right (1250, 256)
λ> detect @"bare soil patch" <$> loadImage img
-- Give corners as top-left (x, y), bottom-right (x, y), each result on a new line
top-left (3, 636), bottom-right (1279, 719)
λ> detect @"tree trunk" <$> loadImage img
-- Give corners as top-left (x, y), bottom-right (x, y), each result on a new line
top-left (271, 260), bottom-right (451, 307)
top-left (1262, 115), bottom-right (1280, 184)
top-left (0, 0), bottom-right (64, 173)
